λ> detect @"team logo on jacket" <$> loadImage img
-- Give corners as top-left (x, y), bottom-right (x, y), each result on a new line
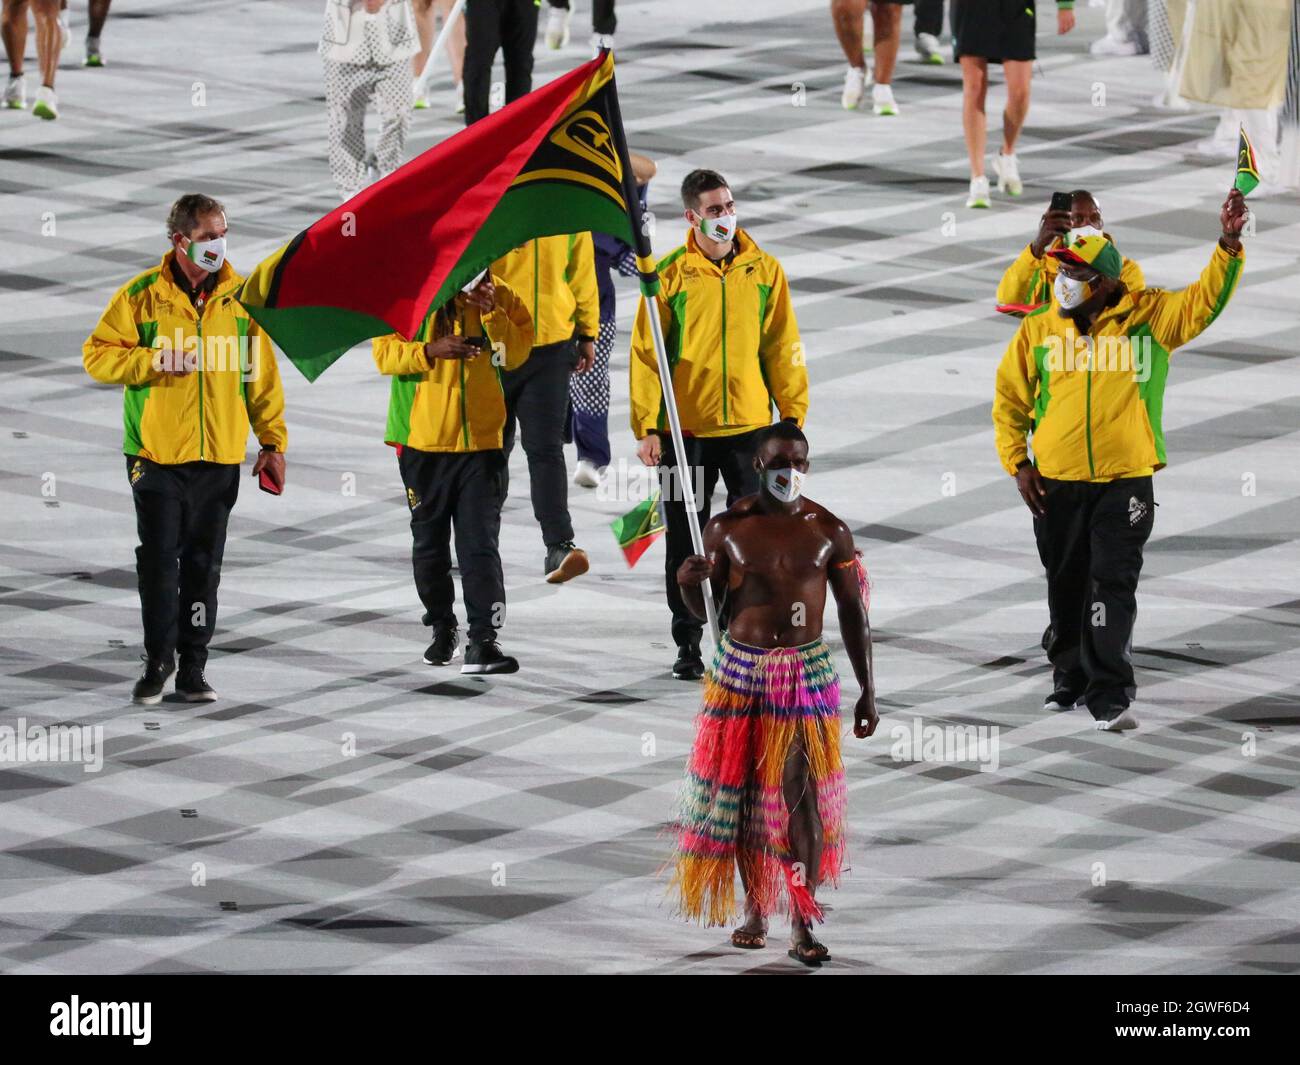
top-left (1128, 496), bottom-right (1148, 526)
top-left (129, 459), bottom-right (145, 486)
top-left (406, 487), bottom-right (419, 511)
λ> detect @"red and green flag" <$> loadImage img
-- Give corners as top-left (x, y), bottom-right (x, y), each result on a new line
top-left (1234, 126), bottom-right (1261, 196)
top-left (611, 492), bottom-right (664, 567)
top-left (237, 51), bottom-right (651, 381)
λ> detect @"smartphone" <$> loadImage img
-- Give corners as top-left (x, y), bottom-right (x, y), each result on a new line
top-left (463, 335), bottom-right (488, 349)
top-left (258, 468), bottom-right (283, 496)
top-left (1049, 191), bottom-right (1072, 213)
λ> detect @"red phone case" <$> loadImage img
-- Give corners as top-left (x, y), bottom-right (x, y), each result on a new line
top-left (259, 469), bottom-right (282, 496)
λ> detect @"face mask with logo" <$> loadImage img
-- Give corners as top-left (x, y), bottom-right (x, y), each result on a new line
top-left (1054, 272), bottom-right (1091, 311)
top-left (185, 236), bottom-right (227, 273)
top-left (1066, 223), bottom-right (1104, 246)
top-left (697, 211), bottom-right (737, 243)
top-left (764, 466), bottom-right (806, 503)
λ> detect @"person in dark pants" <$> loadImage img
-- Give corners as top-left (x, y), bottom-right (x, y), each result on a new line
top-left (544, 0), bottom-right (616, 51)
top-left (494, 234), bottom-right (599, 583)
top-left (993, 191), bottom-right (1247, 732)
top-left (630, 169), bottom-right (808, 679)
top-left (83, 194), bottom-right (288, 705)
top-left (373, 272), bottom-right (534, 673)
top-left (912, 0), bottom-right (944, 62)
top-left (462, 0), bottom-right (538, 125)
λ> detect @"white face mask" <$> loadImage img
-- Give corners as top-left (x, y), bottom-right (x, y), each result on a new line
top-left (697, 211), bottom-right (737, 244)
top-left (1067, 224), bottom-right (1104, 246)
top-left (185, 235), bottom-right (227, 273)
top-left (1054, 272), bottom-right (1090, 311)
top-left (763, 466), bottom-right (805, 503)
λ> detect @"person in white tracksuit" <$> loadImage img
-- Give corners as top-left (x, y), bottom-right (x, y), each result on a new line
top-left (319, 0), bottom-right (419, 200)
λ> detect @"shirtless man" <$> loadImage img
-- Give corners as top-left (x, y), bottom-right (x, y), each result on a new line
top-left (670, 421), bottom-right (878, 966)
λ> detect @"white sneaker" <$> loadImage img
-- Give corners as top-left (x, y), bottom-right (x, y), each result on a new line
top-left (545, 6), bottom-right (571, 50)
top-left (916, 32), bottom-right (944, 64)
top-left (872, 82), bottom-right (899, 116)
top-left (1095, 708), bottom-right (1139, 732)
top-left (993, 152), bottom-right (1022, 196)
top-left (592, 33), bottom-right (615, 56)
top-left (412, 88), bottom-right (430, 110)
top-left (3, 74), bottom-right (26, 110)
top-left (454, 81), bottom-right (465, 114)
top-left (841, 65), bottom-right (866, 110)
top-left (1089, 35), bottom-right (1142, 57)
top-left (966, 174), bottom-right (990, 208)
top-left (32, 85), bottom-right (58, 121)
top-left (573, 459), bottom-right (602, 488)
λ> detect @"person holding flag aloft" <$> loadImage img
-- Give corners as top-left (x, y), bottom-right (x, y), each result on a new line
top-left (373, 273), bottom-right (533, 674)
top-left (993, 189), bottom-right (1247, 733)
top-left (630, 169), bottom-right (809, 680)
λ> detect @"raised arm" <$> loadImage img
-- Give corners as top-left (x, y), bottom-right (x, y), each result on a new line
top-left (827, 519), bottom-right (877, 738)
top-left (1146, 190), bottom-right (1246, 352)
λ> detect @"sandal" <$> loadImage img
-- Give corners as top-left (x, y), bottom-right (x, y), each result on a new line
top-left (787, 940), bottom-right (831, 966)
top-left (731, 928), bottom-right (767, 950)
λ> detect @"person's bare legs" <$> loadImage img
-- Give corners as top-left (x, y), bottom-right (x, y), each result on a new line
top-left (830, 0), bottom-right (868, 70)
top-left (960, 54), bottom-right (989, 177)
top-left (87, 0), bottom-right (111, 38)
top-left (2, 0), bottom-right (29, 78)
top-left (733, 822), bottom-right (768, 947)
top-left (31, 0), bottom-right (60, 88)
top-left (784, 729), bottom-right (827, 960)
top-left (868, 0), bottom-right (899, 84)
top-left (436, 0), bottom-right (466, 84)
top-left (1001, 59), bottom-right (1032, 155)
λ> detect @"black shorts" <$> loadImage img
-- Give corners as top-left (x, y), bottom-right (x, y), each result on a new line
top-left (953, 0), bottom-right (1038, 63)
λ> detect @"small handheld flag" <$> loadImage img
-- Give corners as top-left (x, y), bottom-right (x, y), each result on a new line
top-left (1234, 126), bottom-right (1261, 196)
top-left (610, 492), bottom-right (663, 567)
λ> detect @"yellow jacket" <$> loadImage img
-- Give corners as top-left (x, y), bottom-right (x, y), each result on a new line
top-left (492, 233), bottom-right (598, 348)
top-left (83, 253), bottom-right (288, 465)
top-left (993, 242), bottom-right (1243, 482)
top-left (629, 227), bottom-right (807, 439)
top-left (373, 276), bottom-right (533, 452)
top-left (996, 234), bottom-right (1145, 314)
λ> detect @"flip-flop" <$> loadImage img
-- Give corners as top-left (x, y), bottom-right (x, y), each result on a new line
top-left (787, 942), bottom-right (831, 967)
top-left (731, 929), bottom-right (766, 950)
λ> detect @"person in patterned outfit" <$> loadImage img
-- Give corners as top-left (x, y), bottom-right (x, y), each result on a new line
top-left (319, 0), bottom-right (419, 200)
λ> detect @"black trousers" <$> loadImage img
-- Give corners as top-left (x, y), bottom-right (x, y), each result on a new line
top-left (502, 340), bottom-right (578, 550)
top-left (126, 456), bottom-right (239, 669)
top-left (398, 447), bottom-right (507, 643)
top-left (463, 0), bottom-right (539, 125)
top-left (1034, 475), bottom-right (1155, 718)
top-left (547, 0), bottom-right (617, 35)
top-left (914, 0), bottom-right (944, 36)
top-left (658, 429), bottom-right (763, 650)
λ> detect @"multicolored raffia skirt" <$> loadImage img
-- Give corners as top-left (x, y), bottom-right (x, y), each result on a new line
top-left (670, 634), bottom-right (846, 927)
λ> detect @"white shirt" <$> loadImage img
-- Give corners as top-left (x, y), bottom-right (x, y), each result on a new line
top-left (319, 0), bottom-right (419, 65)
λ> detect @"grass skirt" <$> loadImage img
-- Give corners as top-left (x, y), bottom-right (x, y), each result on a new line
top-left (670, 634), bottom-right (845, 926)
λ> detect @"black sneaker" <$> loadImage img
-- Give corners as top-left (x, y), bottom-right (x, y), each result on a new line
top-left (423, 623), bottom-right (460, 666)
top-left (672, 644), bottom-right (705, 681)
top-left (131, 657), bottom-right (174, 705)
top-left (544, 541), bottom-right (589, 584)
top-left (461, 639), bottom-right (519, 675)
top-left (176, 663), bottom-right (218, 702)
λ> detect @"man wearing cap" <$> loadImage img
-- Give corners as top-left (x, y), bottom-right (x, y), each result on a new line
top-left (996, 189), bottom-right (1145, 317)
top-left (992, 189), bottom-right (1247, 732)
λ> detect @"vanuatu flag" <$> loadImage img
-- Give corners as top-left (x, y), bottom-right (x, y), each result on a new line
top-left (1234, 126), bottom-right (1261, 196)
top-left (237, 51), bottom-right (651, 381)
top-left (610, 492), bottom-right (664, 567)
